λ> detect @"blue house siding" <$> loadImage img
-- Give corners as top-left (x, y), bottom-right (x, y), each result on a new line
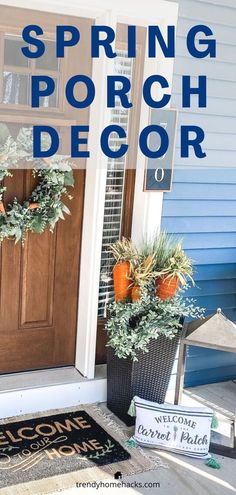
top-left (162, 0), bottom-right (236, 386)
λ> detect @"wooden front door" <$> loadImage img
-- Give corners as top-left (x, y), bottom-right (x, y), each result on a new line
top-left (0, 169), bottom-right (85, 373)
top-left (0, 7), bottom-right (92, 373)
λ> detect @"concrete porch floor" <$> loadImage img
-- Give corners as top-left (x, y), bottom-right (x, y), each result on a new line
top-left (47, 381), bottom-right (236, 495)
top-left (48, 454), bottom-right (236, 495)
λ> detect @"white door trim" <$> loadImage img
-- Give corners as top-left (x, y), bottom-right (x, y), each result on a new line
top-left (0, 0), bottom-right (179, 383)
top-left (75, 10), bottom-right (116, 378)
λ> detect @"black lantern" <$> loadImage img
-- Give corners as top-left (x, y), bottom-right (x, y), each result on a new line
top-left (175, 308), bottom-right (236, 458)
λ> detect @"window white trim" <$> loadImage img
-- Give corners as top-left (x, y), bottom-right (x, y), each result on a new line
top-left (0, 0), bottom-right (178, 19)
top-left (0, 0), bottom-right (179, 382)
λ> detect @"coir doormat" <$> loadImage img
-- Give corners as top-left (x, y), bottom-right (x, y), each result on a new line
top-left (0, 405), bottom-right (163, 494)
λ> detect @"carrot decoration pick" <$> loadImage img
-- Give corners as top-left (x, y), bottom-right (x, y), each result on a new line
top-left (28, 203), bottom-right (39, 210)
top-left (0, 201), bottom-right (6, 214)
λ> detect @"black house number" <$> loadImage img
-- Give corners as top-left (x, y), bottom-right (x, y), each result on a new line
top-left (144, 108), bottom-right (178, 192)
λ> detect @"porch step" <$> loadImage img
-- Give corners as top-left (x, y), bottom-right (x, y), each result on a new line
top-left (0, 365), bottom-right (107, 420)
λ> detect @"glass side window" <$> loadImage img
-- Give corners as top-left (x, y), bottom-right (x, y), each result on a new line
top-left (1, 34), bottom-right (60, 109)
top-left (98, 49), bottom-right (133, 318)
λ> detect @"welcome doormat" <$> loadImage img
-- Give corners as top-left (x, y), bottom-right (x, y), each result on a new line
top-left (0, 405), bottom-right (164, 494)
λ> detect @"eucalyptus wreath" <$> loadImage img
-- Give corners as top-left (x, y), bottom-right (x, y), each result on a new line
top-left (106, 287), bottom-right (205, 361)
top-left (0, 127), bottom-right (74, 242)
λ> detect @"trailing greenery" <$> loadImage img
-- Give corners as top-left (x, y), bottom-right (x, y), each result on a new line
top-left (106, 287), bottom-right (205, 361)
top-left (0, 127), bottom-right (74, 242)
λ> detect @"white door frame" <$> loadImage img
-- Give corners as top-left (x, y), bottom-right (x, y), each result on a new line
top-left (76, 1), bottom-right (179, 378)
top-left (0, 0), bottom-right (179, 380)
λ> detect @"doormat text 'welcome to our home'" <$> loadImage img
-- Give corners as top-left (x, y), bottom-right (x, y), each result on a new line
top-left (0, 410), bottom-right (130, 488)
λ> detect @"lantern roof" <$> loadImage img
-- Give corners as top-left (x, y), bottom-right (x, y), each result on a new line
top-left (184, 308), bottom-right (236, 353)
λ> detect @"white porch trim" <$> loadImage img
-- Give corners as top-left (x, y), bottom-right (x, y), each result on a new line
top-left (0, 366), bottom-right (107, 420)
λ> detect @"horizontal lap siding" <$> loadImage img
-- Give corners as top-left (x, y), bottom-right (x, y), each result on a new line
top-left (163, 0), bottom-right (236, 386)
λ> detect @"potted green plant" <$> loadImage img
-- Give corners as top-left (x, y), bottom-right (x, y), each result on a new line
top-left (106, 288), bottom-right (204, 425)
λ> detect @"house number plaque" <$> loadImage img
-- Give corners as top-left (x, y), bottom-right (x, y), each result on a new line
top-left (144, 108), bottom-right (178, 192)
